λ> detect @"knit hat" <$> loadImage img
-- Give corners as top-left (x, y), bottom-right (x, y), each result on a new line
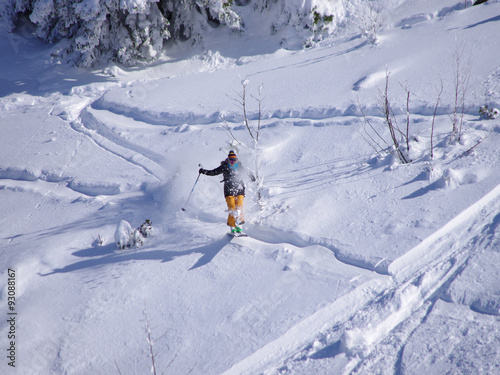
top-left (228, 150), bottom-right (238, 161)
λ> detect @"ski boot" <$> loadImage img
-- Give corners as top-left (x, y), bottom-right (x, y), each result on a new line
top-left (231, 226), bottom-right (243, 234)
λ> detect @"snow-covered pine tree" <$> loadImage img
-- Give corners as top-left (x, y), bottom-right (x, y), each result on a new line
top-left (2, 0), bottom-right (241, 66)
top-left (162, 0), bottom-right (241, 42)
top-left (1, 0), bottom-right (380, 66)
top-left (255, 0), bottom-right (347, 47)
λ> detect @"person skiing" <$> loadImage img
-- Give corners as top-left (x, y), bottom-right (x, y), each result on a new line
top-left (199, 150), bottom-right (255, 234)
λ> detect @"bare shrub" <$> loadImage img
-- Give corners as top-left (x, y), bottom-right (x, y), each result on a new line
top-left (225, 78), bottom-right (266, 209)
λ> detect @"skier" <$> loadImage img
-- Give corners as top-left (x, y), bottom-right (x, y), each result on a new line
top-left (199, 150), bottom-right (255, 234)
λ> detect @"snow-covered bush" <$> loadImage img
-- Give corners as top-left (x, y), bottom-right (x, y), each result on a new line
top-left (479, 105), bottom-right (499, 119)
top-left (256, 0), bottom-right (347, 47)
top-left (355, 2), bottom-right (383, 43)
top-left (163, 0), bottom-right (241, 42)
top-left (254, 0), bottom-right (388, 48)
top-left (114, 219), bottom-right (152, 249)
top-left (115, 220), bottom-right (133, 249)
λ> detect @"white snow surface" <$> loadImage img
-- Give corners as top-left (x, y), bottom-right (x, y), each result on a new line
top-left (1, 1), bottom-right (500, 374)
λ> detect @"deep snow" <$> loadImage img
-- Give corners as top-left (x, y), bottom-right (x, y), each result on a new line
top-left (1, 0), bottom-right (500, 374)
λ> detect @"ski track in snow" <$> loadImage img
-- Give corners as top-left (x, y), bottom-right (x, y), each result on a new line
top-left (70, 109), bottom-right (165, 182)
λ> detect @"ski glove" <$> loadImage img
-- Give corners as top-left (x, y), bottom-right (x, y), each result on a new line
top-left (199, 168), bottom-right (207, 174)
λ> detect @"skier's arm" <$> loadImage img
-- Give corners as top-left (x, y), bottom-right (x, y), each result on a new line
top-left (200, 163), bottom-right (224, 176)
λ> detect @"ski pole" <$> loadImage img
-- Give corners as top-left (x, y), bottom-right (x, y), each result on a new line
top-left (181, 164), bottom-right (202, 212)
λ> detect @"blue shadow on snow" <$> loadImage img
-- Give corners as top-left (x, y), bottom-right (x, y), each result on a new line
top-left (40, 236), bottom-right (232, 276)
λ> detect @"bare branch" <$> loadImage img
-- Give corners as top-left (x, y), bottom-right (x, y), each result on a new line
top-left (143, 302), bottom-right (157, 375)
top-left (240, 79), bottom-right (256, 141)
top-left (450, 43), bottom-right (472, 142)
top-left (381, 70), bottom-right (408, 163)
top-left (221, 113), bottom-right (241, 145)
top-left (399, 81), bottom-right (411, 154)
top-left (431, 79), bottom-right (444, 159)
top-left (357, 96), bottom-right (388, 149)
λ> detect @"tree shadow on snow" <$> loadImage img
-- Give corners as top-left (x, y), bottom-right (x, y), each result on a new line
top-left (400, 170), bottom-right (442, 200)
top-left (309, 341), bottom-right (342, 360)
top-left (40, 236), bottom-right (232, 276)
top-left (465, 15), bottom-right (500, 30)
top-left (402, 180), bottom-right (441, 200)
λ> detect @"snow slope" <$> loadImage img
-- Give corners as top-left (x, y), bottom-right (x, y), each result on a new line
top-left (1, 0), bottom-right (500, 374)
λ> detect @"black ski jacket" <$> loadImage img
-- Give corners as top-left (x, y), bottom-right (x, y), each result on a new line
top-left (204, 160), bottom-right (255, 197)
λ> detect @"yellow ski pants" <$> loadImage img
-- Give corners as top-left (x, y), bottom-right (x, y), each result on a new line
top-left (225, 195), bottom-right (245, 227)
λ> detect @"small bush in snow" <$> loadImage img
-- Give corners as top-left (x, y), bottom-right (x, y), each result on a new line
top-left (449, 44), bottom-right (471, 143)
top-left (356, 2), bottom-right (383, 43)
top-left (370, 70), bottom-right (410, 164)
top-left (264, 0), bottom-right (350, 47)
top-left (92, 234), bottom-right (104, 247)
top-left (115, 220), bottom-right (133, 249)
top-left (114, 219), bottom-right (152, 249)
top-left (479, 105), bottom-right (499, 119)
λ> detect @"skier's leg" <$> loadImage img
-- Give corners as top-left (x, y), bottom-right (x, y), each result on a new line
top-left (235, 195), bottom-right (245, 224)
top-left (225, 196), bottom-right (236, 227)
